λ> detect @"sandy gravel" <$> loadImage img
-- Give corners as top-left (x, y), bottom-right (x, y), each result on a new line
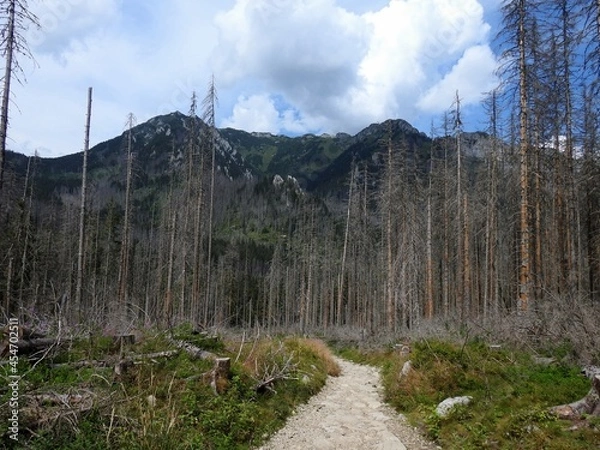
top-left (257, 358), bottom-right (440, 450)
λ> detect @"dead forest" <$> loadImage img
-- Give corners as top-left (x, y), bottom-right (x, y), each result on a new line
top-left (0, 0), bottom-right (599, 355)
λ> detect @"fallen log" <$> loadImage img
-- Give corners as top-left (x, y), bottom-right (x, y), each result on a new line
top-left (51, 350), bottom-right (181, 371)
top-left (168, 338), bottom-right (218, 360)
top-left (114, 349), bottom-right (181, 376)
top-left (14, 338), bottom-right (62, 355)
top-left (1, 325), bottom-right (46, 340)
top-left (21, 389), bottom-right (109, 434)
top-left (549, 366), bottom-right (600, 420)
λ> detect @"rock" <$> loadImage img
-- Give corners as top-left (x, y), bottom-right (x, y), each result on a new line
top-left (399, 360), bottom-right (412, 378)
top-left (147, 395), bottom-right (156, 408)
top-left (435, 396), bottom-right (473, 418)
top-left (532, 356), bottom-right (556, 366)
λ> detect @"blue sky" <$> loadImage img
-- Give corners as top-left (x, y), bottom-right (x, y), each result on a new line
top-left (10, 0), bottom-right (503, 158)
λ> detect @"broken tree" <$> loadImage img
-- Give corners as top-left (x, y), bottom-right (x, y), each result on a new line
top-left (550, 366), bottom-right (600, 419)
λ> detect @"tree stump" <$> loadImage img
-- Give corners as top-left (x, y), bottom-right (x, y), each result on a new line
top-left (113, 334), bottom-right (136, 347)
top-left (211, 357), bottom-right (231, 394)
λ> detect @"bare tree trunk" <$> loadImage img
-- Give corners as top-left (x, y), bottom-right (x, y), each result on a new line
top-left (118, 113), bottom-right (135, 319)
top-left (0, 0), bottom-right (15, 191)
top-left (455, 91), bottom-right (465, 320)
top-left (75, 87), bottom-right (93, 322)
top-left (0, 0), bottom-right (38, 191)
top-left (385, 134), bottom-right (395, 332)
top-left (484, 91), bottom-right (499, 319)
top-left (189, 92), bottom-right (205, 323)
top-left (338, 164), bottom-right (355, 326)
top-left (425, 150), bottom-right (434, 320)
top-left (559, 0), bottom-right (578, 299)
top-left (463, 192), bottom-right (472, 317)
top-left (442, 114), bottom-right (451, 318)
top-left (18, 155), bottom-right (35, 310)
top-left (517, 0), bottom-right (531, 312)
top-left (203, 76), bottom-right (218, 325)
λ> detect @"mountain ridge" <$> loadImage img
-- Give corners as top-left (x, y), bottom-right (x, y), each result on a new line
top-left (5, 112), bottom-right (492, 201)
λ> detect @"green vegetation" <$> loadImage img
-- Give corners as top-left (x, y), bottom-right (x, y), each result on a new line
top-left (336, 339), bottom-right (598, 449)
top-left (0, 329), bottom-right (339, 450)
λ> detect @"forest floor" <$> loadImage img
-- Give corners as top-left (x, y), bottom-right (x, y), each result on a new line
top-left (257, 357), bottom-right (439, 450)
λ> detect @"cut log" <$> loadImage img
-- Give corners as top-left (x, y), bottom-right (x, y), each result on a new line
top-left (549, 368), bottom-right (600, 420)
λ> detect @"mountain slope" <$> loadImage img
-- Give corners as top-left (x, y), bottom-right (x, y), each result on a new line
top-left (5, 112), bottom-right (494, 204)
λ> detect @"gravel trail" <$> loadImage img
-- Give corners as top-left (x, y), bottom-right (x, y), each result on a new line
top-left (258, 358), bottom-right (440, 450)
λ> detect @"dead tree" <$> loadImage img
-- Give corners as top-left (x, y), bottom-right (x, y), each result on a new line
top-left (75, 87), bottom-right (93, 321)
top-left (0, 0), bottom-right (39, 191)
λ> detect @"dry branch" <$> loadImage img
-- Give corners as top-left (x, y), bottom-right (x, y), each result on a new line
top-left (254, 345), bottom-right (298, 393)
top-left (21, 389), bottom-right (106, 434)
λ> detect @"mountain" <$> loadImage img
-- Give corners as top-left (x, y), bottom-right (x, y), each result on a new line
top-left (6, 112), bottom-right (252, 203)
top-left (5, 112), bottom-right (494, 204)
top-left (219, 128), bottom-right (353, 187)
top-left (308, 119), bottom-right (432, 193)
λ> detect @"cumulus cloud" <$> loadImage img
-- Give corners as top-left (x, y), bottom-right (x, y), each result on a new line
top-left (216, 0), bottom-right (496, 135)
top-left (8, 0), bottom-right (499, 157)
top-left (417, 45), bottom-right (498, 112)
top-left (11, 0), bottom-right (221, 157)
top-left (222, 94), bottom-right (280, 133)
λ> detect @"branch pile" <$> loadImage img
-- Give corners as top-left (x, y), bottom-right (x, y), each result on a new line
top-left (252, 342), bottom-right (298, 393)
top-left (20, 388), bottom-right (115, 434)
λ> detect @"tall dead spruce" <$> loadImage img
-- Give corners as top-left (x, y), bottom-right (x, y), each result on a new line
top-left (0, 0), bottom-right (39, 191)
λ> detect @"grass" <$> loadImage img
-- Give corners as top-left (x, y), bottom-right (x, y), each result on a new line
top-left (0, 327), bottom-right (340, 450)
top-left (335, 338), bottom-right (599, 450)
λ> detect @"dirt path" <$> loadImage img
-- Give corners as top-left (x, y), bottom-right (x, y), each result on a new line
top-left (258, 358), bottom-right (440, 450)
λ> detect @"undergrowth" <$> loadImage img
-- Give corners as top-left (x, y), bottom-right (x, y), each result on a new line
top-left (0, 326), bottom-right (340, 450)
top-left (336, 338), bottom-right (598, 450)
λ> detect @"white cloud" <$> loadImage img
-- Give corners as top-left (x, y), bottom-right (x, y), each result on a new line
top-left (215, 0), bottom-right (496, 135)
top-left (6, 0), bottom-right (500, 158)
top-left (222, 94), bottom-right (321, 135)
top-left (417, 45), bottom-right (498, 113)
top-left (222, 94), bottom-right (280, 133)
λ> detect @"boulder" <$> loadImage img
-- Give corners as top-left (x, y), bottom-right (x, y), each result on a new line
top-left (436, 396), bottom-right (473, 418)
